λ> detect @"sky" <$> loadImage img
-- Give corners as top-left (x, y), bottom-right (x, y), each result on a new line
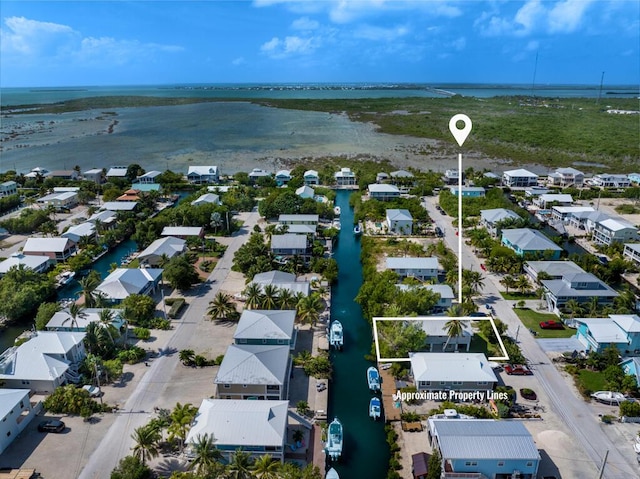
top-left (1, 0), bottom-right (638, 87)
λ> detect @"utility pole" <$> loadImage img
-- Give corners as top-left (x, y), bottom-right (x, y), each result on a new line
top-left (596, 449), bottom-right (608, 479)
top-left (93, 360), bottom-right (103, 405)
top-left (597, 71), bottom-right (605, 105)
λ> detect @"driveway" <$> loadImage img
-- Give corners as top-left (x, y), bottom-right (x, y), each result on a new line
top-left (422, 195), bottom-right (637, 479)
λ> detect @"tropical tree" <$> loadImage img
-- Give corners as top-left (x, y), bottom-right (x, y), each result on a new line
top-left (131, 425), bottom-right (161, 465)
top-left (296, 294), bottom-right (323, 327)
top-left (443, 306), bottom-right (467, 351)
top-left (110, 455), bottom-right (154, 479)
top-left (277, 288), bottom-right (296, 310)
top-left (261, 284), bottom-right (279, 310)
top-left (98, 308), bottom-right (118, 344)
top-left (500, 275), bottom-right (517, 294)
top-left (179, 349), bottom-right (195, 366)
top-left (78, 273), bottom-right (101, 308)
top-left (462, 270), bottom-right (484, 296)
top-left (252, 454), bottom-right (280, 479)
top-left (208, 292), bottom-right (237, 321)
top-left (563, 299), bottom-right (583, 319)
top-left (61, 303), bottom-right (87, 331)
top-left (244, 283), bottom-right (263, 310)
top-left (227, 449), bottom-right (254, 479)
top-left (167, 402), bottom-right (198, 451)
top-left (514, 275), bottom-right (530, 295)
top-left (164, 255), bottom-right (200, 291)
top-left (587, 296), bottom-right (600, 317)
top-left (188, 433), bottom-right (224, 476)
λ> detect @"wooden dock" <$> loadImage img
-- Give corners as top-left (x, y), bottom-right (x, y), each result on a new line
top-left (380, 367), bottom-right (402, 421)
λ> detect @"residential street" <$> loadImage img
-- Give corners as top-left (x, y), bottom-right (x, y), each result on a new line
top-left (77, 210), bottom-right (261, 479)
top-left (423, 195), bottom-right (638, 479)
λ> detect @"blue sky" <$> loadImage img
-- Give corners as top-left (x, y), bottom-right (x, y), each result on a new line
top-left (1, 1), bottom-right (638, 87)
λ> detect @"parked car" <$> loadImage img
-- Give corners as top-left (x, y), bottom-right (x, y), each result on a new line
top-left (480, 264), bottom-right (487, 271)
top-left (435, 226), bottom-right (444, 237)
top-left (504, 364), bottom-right (533, 375)
top-left (38, 420), bottom-right (65, 433)
top-left (82, 385), bottom-right (102, 397)
top-left (539, 320), bottom-right (564, 330)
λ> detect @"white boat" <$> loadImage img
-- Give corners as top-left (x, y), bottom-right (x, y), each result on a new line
top-left (367, 366), bottom-right (381, 392)
top-left (56, 271), bottom-right (76, 286)
top-left (329, 321), bottom-right (343, 350)
top-left (326, 468), bottom-right (340, 479)
top-left (324, 417), bottom-right (343, 461)
top-left (332, 219), bottom-right (341, 231)
top-left (334, 206), bottom-right (341, 216)
top-left (369, 397), bottom-right (381, 420)
top-left (591, 391), bottom-right (627, 404)
top-left (353, 223), bottom-right (362, 236)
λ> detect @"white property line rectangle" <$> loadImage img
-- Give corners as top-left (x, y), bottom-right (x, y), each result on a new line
top-left (372, 315), bottom-right (510, 362)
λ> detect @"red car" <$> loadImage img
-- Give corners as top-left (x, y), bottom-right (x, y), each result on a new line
top-left (539, 320), bottom-right (564, 330)
top-left (480, 264), bottom-right (487, 271)
top-left (504, 364), bottom-right (533, 375)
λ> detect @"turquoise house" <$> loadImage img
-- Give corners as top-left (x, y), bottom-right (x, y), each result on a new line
top-left (575, 315), bottom-right (640, 356)
top-left (501, 228), bottom-right (562, 260)
top-left (628, 173), bottom-right (640, 185)
top-left (621, 357), bottom-right (640, 385)
top-left (450, 186), bottom-right (486, 197)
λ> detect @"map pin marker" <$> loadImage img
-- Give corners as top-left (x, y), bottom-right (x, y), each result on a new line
top-left (449, 114), bottom-right (472, 147)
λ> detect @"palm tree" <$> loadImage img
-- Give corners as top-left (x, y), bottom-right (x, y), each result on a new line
top-left (188, 433), bottom-right (223, 476)
top-left (296, 294), bottom-right (322, 327)
top-left (514, 275), bottom-right (530, 295)
top-left (244, 283), bottom-right (263, 310)
top-left (131, 425), bottom-right (161, 465)
top-left (227, 450), bottom-right (254, 479)
top-left (62, 303), bottom-right (87, 331)
top-left (500, 275), bottom-right (517, 294)
top-left (277, 288), bottom-right (296, 310)
top-left (563, 299), bottom-right (583, 320)
top-left (252, 454), bottom-right (280, 479)
top-left (443, 305), bottom-right (466, 351)
top-left (97, 308), bottom-right (117, 345)
top-left (78, 275), bottom-right (100, 308)
top-left (462, 270), bottom-right (484, 296)
top-left (208, 292), bottom-right (237, 321)
top-left (587, 296), bottom-right (600, 317)
top-left (261, 284), bottom-right (279, 310)
top-left (179, 349), bottom-right (195, 366)
top-left (168, 402), bottom-right (198, 451)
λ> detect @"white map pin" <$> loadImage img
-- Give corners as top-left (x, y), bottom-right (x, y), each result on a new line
top-left (449, 114), bottom-right (472, 147)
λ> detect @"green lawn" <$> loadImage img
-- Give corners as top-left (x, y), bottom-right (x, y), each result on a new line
top-left (577, 369), bottom-right (607, 393)
top-left (468, 334), bottom-right (490, 355)
top-left (513, 308), bottom-right (576, 338)
top-left (500, 292), bottom-right (540, 301)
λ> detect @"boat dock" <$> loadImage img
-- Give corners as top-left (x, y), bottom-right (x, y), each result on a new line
top-left (380, 367), bottom-right (401, 421)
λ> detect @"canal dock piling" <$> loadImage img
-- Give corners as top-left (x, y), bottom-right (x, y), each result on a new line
top-left (380, 367), bottom-right (402, 422)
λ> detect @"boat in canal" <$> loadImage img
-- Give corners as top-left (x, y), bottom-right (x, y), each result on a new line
top-left (369, 397), bottom-right (381, 420)
top-left (329, 320), bottom-right (343, 350)
top-left (367, 366), bottom-right (381, 392)
top-left (332, 219), bottom-right (341, 230)
top-left (326, 467), bottom-right (340, 479)
top-left (334, 206), bottom-right (341, 216)
top-left (325, 417), bottom-right (343, 461)
top-left (353, 222), bottom-right (362, 236)
top-left (55, 271), bottom-right (76, 287)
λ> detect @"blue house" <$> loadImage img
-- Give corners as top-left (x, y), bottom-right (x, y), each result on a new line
top-left (450, 186), bottom-right (486, 197)
top-left (575, 315), bottom-right (640, 356)
top-left (501, 228), bottom-right (562, 259)
top-left (629, 173), bottom-right (640, 185)
top-left (428, 418), bottom-right (540, 479)
top-left (620, 357), bottom-right (640, 386)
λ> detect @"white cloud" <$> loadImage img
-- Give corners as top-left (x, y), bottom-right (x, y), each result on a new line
top-left (1, 16), bottom-right (77, 56)
top-left (232, 56), bottom-right (246, 66)
top-left (513, 0), bottom-right (545, 35)
top-left (353, 24), bottom-right (409, 42)
top-left (547, 0), bottom-right (593, 33)
top-left (260, 35), bottom-right (319, 58)
top-left (291, 16), bottom-right (319, 31)
top-left (451, 36), bottom-right (466, 51)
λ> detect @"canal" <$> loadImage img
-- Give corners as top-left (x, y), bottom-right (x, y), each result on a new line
top-left (328, 190), bottom-right (389, 478)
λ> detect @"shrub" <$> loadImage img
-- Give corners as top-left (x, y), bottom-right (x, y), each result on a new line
top-left (150, 318), bottom-right (172, 330)
top-left (133, 327), bottom-right (151, 340)
top-left (167, 298), bottom-right (186, 318)
top-left (620, 401), bottom-right (640, 418)
top-left (400, 411), bottom-right (421, 422)
top-left (118, 346), bottom-right (146, 364)
top-left (43, 384), bottom-right (107, 416)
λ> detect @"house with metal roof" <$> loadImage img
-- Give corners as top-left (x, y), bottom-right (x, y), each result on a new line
top-left (250, 270), bottom-right (311, 297)
top-left (552, 206), bottom-right (594, 224)
top-left (428, 418), bottom-right (540, 479)
top-left (334, 167), bottom-right (356, 186)
top-left (275, 170), bottom-right (291, 186)
top-left (590, 173), bottom-right (631, 188)
top-left (623, 243), bottom-right (640, 267)
top-left (534, 193), bottom-right (573, 209)
top-left (36, 191), bottom-right (78, 210)
top-left (444, 169), bottom-right (463, 185)
top-left (0, 180), bottom-right (17, 197)
top-left (0, 389), bottom-right (40, 454)
top-left (88, 209), bottom-right (118, 228)
top-left (186, 399), bottom-right (289, 462)
top-left (271, 233), bottom-right (309, 258)
top-left (523, 260), bottom-right (586, 283)
top-left (234, 310), bottom-right (297, 349)
top-left (83, 168), bottom-right (105, 184)
top-left (191, 193), bottom-right (221, 206)
top-left (161, 226), bottom-right (204, 238)
top-left (22, 237), bottom-right (77, 263)
top-left (502, 168), bottom-right (538, 188)
top-left (106, 166), bottom-right (128, 178)
top-left (395, 284), bottom-right (455, 312)
top-left (386, 209), bottom-right (413, 234)
top-left (278, 214), bottom-right (319, 225)
top-left (137, 236), bottom-right (186, 266)
top-left (548, 167), bottom-right (584, 187)
top-left (101, 201), bottom-right (138, 212)
top-left (46, 308), bottom-right (125, 332)
top-left (500, 228), bottom-right (562, 259)
top-left (450, 186), bottom-right (486, 197)
top-left (295, 185), bottom-right (315, 199)
top-left (94, 268), bottom-right (163, 303)
top-left (0, 331), bottom-right (86, 393)
top-left (187, 166), bottom-right (219, 184)
top-left (620, 356), bottom-right (640, 386)
top-left (575, 315), bottom-right (640, 355)
top-left (135, 170), bottom-right (162, 184)
top-left (480, 208), bottom-right (522, 236)
top-left (592, 217), bottom-right (638, 246)
top-left (248, 168), bottom-right (272, 183)
top-left (303, 169), bottom-right (319, 185)
top-left (0, 253), bottom-right (49, 276)
top-left (412, 318), bottom-right (473, 352)
top-left (61, 222), bottom-right (96, 244)
top-left (410, 353), bottom-right (497, 392)
top-left (214, 344), bottom-right (291, 400)
top-left (368, 183), bottom-right (400, 201)
top-left (541, 272), bottom-right (618, 314)
top-left (386, 257), bottom-right (440, 280)
top-left (280, 223), bottom-right (317, 236)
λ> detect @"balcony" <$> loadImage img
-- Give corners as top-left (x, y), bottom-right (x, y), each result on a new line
top-left (443, 473), bottom-right (489, 479)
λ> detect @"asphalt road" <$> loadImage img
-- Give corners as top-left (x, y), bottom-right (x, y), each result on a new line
top-left (423, 196), bottom-right (637, 479)
top-left (78, 209), bottom-right (260, 479)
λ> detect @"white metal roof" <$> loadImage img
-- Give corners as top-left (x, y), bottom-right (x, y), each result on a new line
top-left (480, 208), bottom-right (521, 224)
top-left (386, 257), bottom-right (440, 270)
top-left (188, 166), bottom-right (218, 175)
top-left (95, 268), bottom-right (162, 300)
top-left (234, 310), bottom-right (296, 341)
top-left (0, 389), bottom-right (30, 419)
top-left (161, 226), bottom-right (203, 237)
top-left (215, 344), bottom-right (290, 385)
top-left (138, 236), bottom-right (186, 261)
top-left (106, 167), bottom-right (128, 177)
top-left (102, 201), bottom-right (138, 211)
top-left (186, 399), bottom-right (288, 448)
top-left (386, 209), bottom-right (413, 221)
top-left (501, 228), bottom-right (562, 252)
top-left (46, 308), bottom-right (124, 330)
top-left (278, 214), bottom-right (319, 223)
top-left (410, 353), bottom-right (497, 383)
top-left (575, 318), bottom-right (629, 343)
top-left (598, 217), bottom-right (637, 232)
top-left (368, 184), bottom-right (400, 193)
top-left (503, 168), bottom-right (538, 177)
top-left (191, 193), bottom-right (221, 206)
top-left (539, 193), bottom-right (573, 203)
top-left (0, 253), bottom-right (49, 274)
top-left (24, 237), bottom-right (74, 253)
top-left (271, 234), bottom-right (307, 250)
